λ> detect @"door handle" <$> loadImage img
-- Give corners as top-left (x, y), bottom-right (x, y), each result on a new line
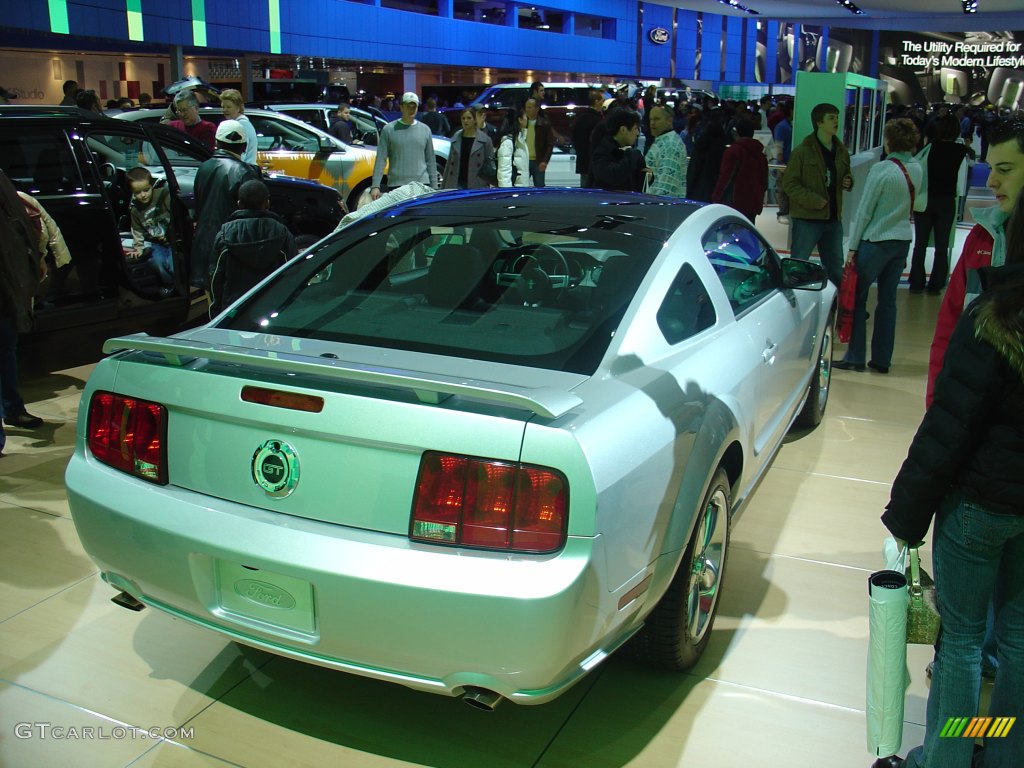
top-left (762, 340), bottom-right (777, 364)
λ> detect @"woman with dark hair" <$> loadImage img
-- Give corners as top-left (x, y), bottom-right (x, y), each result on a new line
top-left (440, 108), bottom-right (496, 189)
top-left (883, 189), bottom-right (1024, 768)
top-left (74, 89), bottom-right (102, 113)
top-left (496, 108), bottom-right (528, 188)
top-left (909, 113), bottom-right (975, 294)
top-left (0, 169), bottom-right (45, 455)
top-left (835, 118), bottom-right (922, 374)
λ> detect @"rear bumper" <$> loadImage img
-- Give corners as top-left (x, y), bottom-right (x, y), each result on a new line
top-left (66, 452), bottom-right (624, 704)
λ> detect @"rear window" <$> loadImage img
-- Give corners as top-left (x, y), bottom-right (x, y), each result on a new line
top-left (220, 214), bottom-right (660, 374)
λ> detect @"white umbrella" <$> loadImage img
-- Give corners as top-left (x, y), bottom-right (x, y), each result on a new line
top-left (867, 566), bottom-right (910, 760)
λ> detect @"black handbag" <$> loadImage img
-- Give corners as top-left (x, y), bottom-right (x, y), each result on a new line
top-left (480, 155), bottom-right (498, 184)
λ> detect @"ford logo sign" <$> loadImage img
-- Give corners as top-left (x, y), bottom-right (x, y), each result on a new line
top-left (649, 27), bottom-right (670, 45)
top-left (234, 579), bottom-right (297, 610)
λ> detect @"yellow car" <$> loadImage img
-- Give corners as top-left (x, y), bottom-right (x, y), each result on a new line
top-left (117, 107), bottom-right (377, 211)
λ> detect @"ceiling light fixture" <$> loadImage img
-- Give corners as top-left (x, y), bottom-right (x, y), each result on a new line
top-left (962, 0), bottom-right (978, 12)
top-left (715, 0), bottom-right (759, 15)
top-left (835, 0), bottom-right (865, 14)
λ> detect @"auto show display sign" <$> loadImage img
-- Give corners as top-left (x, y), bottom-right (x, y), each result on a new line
top-left (877, 31), bottom-right (1024, 107)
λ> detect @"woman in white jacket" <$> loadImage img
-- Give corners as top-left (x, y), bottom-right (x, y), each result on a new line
top-left (497, 109), bottom-right (529, 188)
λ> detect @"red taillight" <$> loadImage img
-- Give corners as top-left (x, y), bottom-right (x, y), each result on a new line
top-left (87, 392), bottom-right (168, 484)
top-left (410, 451), bottom-right (568, 553)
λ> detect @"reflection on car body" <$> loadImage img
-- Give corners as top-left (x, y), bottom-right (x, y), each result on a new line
top-left (67, 189), bottom-right (835, 709)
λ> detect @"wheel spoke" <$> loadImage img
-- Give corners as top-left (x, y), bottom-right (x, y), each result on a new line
top-left (687, 490), bottom-right (727, 643)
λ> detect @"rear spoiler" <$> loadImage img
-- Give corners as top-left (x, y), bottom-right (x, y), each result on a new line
top-left (103, 334), bottom-right (582, 419)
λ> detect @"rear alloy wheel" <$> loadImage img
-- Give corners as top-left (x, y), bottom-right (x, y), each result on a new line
top-left (794, 308), bottom-right (835, 429)
top-left (631, 468), bottom-right (731, 670)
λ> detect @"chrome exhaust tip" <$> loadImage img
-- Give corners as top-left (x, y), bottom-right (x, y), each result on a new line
top-left (111, 591), bottom-right (145, 611)
top-left (460, 686), bottom-right (502, 711)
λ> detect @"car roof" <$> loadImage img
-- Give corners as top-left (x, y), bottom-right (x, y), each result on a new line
top-left (356, 188), bottom-right (698, 241)
top-left (117, 105), bottom-right (340, 135)
top-left (479, 83), bottom-right (602, 89)
top-left (0, 104), bottom-right (120, 120)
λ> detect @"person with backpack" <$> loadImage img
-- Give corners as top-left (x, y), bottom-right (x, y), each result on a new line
top-left (210, 179), bottom-right (296, 313)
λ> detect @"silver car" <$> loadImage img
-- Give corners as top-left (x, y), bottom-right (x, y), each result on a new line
top-left (67, 189), bottom-right (834, 710)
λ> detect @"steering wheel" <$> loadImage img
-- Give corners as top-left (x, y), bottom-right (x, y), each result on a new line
top-left (496, 244), bottom-right (572, 304)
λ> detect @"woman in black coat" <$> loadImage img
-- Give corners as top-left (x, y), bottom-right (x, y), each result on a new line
top-left (685, 121), bottom-right (726, 202)
top-left (882, 192), bottom-right (1024, 768)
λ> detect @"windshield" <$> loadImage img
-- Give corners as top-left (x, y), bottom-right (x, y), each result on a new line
top-left (219, 212), bottom-right (663, 375)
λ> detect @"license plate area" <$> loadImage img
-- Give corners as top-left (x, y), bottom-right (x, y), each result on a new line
top-left (215, 560), bottom-right (316, 635)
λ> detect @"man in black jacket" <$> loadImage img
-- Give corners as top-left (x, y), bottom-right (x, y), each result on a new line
top-left (590, 108), bottom-right (648, 192)
top-left (210, 179), bottom-right (296, 312)
top-left (192, 120), bottom-right (259, 291)
top-left (328, 103), bottom-right (354, 144)
top-left (571, 89), bottom-right (604, 187)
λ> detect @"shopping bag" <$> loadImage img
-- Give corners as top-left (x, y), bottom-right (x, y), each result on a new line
top-left (867, 566), bottom-right (910, 758)
top-left (906, 547), bottom-right (941, 645)
top-left (837, 258), bottom-right (858, 344)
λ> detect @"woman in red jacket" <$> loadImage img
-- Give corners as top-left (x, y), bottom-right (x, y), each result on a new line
top-left (712, 117), bottom-right (768, 222)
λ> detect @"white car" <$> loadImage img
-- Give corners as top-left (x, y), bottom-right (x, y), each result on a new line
top-left (254, 102), bottom-right (450, 177)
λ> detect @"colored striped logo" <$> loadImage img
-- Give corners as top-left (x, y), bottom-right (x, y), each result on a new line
top-left (940, 717), bottom-right (1015, 738)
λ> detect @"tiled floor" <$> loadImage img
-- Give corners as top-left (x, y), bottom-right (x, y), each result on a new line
top-left (0, 215), bottom-right (980, 767)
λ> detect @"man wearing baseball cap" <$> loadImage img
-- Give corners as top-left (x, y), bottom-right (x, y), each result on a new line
top-left (190, 119), bottom-right (260, 292)
top-left (371, 91), bottom-right (437, 200)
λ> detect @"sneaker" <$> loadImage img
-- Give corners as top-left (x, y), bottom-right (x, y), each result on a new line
top-left (4, 411), bottom-right (43, 429)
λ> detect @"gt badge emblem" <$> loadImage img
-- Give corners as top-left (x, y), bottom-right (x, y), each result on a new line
top-left (252, 440), bottom-right (300, 498)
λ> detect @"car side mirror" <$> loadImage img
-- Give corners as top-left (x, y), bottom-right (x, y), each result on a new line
top-left (319, 136), bottom-right (340, 153)
top-left (782, 258), bottom-right (828, 290)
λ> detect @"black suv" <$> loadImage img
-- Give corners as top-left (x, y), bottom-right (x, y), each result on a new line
top-left (0, 106), bottom-right (342, 366)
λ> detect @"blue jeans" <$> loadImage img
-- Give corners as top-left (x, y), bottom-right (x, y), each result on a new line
top-left (905, 494), bottom-right (1024, 768)
top-left (149, 243), bottom-right (174, 285)
top-left (790, 217), bottom-right (844, 287)
top-left (528, 159), bottom-right (546, 187)
top-left (842, 239), bottom-right (909, 369)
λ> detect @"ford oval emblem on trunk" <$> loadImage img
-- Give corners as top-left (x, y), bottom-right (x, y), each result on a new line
top-left (234, 579), bottom-right (297, 610)
top-left (252, 440), bottom-right (299, 498)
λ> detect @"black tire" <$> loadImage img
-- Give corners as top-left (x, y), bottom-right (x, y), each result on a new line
top-left (347, 181), bottom-right (372, 213)
top-left (630, 468), bottom-right (731, 670)
top-left (794, 307), bottom-right (835, 429)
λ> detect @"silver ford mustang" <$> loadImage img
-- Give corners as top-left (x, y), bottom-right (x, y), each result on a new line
top-left (67, 188), bottom-right (835, 710)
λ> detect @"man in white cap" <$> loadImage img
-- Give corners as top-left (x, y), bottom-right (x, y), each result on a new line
top-left (371, 92), bottom-right (437, 200)
top-left (191, 119), bottom-right (260, 291)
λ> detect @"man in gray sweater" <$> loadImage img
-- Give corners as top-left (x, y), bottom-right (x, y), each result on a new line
top-left (371, 92), bottom-right (438, 200)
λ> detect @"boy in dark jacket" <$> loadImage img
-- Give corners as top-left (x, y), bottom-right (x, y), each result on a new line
top-left (590, 108), bottom-right (648, 193)
top-left (210, 179), bottom-right (296, 313)
top-left (126, 167), bottom-right (175, 296)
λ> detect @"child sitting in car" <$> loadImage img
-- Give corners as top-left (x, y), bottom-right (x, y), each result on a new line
top-left (127, 166), bottom-right (175, 296)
